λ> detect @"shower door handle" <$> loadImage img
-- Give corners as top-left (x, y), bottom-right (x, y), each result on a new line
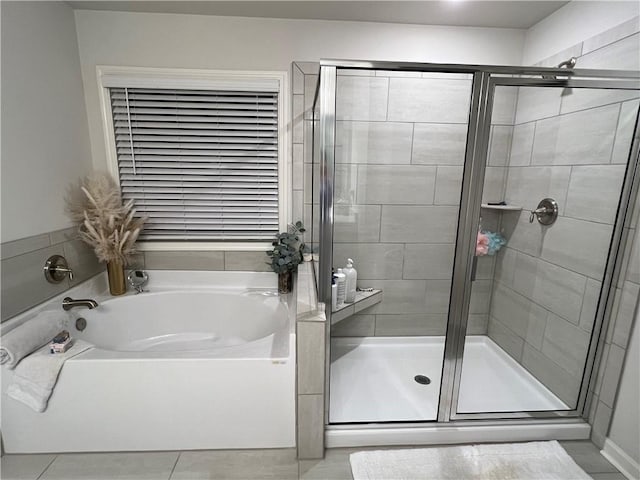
top-left (471, 255), bottom-right (478, 282)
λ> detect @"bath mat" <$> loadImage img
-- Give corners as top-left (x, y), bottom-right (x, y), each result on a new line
top-left (349, 440), bottom-right (590, 479)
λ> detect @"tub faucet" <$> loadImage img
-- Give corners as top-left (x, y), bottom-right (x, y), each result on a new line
top-left (62, 297), bottom-right (99, 311)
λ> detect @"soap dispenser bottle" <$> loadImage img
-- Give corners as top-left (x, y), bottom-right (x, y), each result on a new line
top-left (344, 258), bottom-right (357, 303)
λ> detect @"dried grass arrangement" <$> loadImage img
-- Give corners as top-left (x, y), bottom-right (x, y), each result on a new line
top-left (66, 173), bottom-right (145, 265)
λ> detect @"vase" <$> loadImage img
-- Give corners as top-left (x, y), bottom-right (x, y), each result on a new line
top-left (107, 260), bottom-right (126, 295)
top-left (278, 271), bottom-right (293, 294)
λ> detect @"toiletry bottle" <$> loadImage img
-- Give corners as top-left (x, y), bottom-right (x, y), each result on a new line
top-left (331, 274), bottom-right (338, 311)
top-left (335, 268), bottom-right (346, 306)
top-left (344, 258), bottom-right (357, 303)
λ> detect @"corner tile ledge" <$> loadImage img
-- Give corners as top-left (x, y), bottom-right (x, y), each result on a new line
top-left (331, 289), bottom-right (383, 325)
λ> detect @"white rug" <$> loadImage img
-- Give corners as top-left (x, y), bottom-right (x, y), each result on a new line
top-left (349, 441), bottom-right (591, 480)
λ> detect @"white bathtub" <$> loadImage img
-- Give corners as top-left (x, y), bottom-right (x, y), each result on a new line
top-left (1, 271), bottom-right (296, 453)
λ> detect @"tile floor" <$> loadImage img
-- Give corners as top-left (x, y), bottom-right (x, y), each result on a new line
top-left (0, 440), bottom-right (625, 480)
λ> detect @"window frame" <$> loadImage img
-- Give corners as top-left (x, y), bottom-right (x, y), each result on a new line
top-left (97, 65), bottom-right (290, 251)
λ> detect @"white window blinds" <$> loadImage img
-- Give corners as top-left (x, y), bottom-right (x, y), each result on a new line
top-left (109, 87), bottom-right (279, 242)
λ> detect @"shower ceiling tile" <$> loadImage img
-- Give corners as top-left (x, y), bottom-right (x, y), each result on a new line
top-left (387, 78), bottom-right (471, 123)
top-left (336, 121), bottom-right (413, 164)
top-left (336, 76), bottom-right (388, 121)
top-left (356, 165), bottom-right (436, 205)
top-left (412, 124), bottom-right (468, 166)
top-left (531, 104), bottom-right (619, 166)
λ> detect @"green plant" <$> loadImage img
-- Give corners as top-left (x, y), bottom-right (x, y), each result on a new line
top-left (267, 221), bottom-right (306, 274)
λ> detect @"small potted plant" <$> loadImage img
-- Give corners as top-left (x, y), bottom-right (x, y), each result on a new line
top-left (66, 172), bottom-right (145, 295)
top-left (267, 221), bottom-right (306, 294)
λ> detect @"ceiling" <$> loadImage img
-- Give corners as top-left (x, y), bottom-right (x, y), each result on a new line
top-left (67, 1), bottom-right (571, 29)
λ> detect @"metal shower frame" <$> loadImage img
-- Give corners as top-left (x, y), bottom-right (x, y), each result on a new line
top-left (313, 59), bottom-right (640, 426)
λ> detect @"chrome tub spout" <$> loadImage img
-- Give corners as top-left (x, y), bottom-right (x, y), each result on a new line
top-left (62, 297), bottom-right (99, 311)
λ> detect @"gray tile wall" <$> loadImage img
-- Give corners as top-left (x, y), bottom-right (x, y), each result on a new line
top-left (1, 227), bottom-right (103, 322)
top-left (487, 19), bottom-right (640, 419)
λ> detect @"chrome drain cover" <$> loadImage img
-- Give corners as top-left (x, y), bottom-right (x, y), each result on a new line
top-left (414, 375), bottom-right (431, 385)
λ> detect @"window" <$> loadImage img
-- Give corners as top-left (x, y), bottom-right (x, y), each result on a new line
top-left (98, 67), bottom-right (288, 250)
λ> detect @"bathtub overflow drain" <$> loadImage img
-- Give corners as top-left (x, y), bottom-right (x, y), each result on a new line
top-left (414, 375), bottom-right (431, 385)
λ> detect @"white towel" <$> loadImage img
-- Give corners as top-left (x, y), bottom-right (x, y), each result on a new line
top-left (0, 310), bottom-right (65, 368)
top-left (7, 340), bottom-right (92, 412)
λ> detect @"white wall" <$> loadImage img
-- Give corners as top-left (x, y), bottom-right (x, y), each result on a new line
top-left (523, 0), bottom-right (640, 64)
top-left (73, 9), bottom-right (525, 171)
top-left (609, 308), bottom-right (640, 465)
top-left (1, 1), bottom-right (93, 243)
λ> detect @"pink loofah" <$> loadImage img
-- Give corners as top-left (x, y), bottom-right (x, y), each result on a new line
top-left (476, 232), bottom-right (489, 256)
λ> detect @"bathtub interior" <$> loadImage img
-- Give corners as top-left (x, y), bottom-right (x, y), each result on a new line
top-left (74, 289), bottom-right (289, 354)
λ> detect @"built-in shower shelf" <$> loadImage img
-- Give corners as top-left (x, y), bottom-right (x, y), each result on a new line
top-left (331, 289), bottom-right (383, 325)
top-left (481, 204), bottom-right (523, 211)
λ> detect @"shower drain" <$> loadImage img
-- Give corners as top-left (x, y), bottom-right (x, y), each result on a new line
top-left (414, 375), bottom-right (431, 385)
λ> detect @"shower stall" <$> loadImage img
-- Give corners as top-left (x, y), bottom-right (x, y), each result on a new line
top-left (310, 60), bottom-right (640, 445)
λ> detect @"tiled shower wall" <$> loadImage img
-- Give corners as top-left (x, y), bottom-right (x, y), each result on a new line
top-left (324, 70), bottom-right (514, 338)
top-left (487, 18), bottom-right (640, 409)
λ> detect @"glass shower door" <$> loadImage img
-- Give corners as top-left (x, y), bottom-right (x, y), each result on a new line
top-left (454, 80), bottom-right (640, 417)
top-left (327, 68), bottom-right (475, 423)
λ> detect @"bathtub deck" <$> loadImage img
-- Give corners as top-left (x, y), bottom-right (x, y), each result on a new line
top-left (329, 335), bottom-right (568, 423)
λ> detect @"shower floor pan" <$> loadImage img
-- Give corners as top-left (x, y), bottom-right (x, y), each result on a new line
top-left (330, 335), bottom-right (568, 423)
